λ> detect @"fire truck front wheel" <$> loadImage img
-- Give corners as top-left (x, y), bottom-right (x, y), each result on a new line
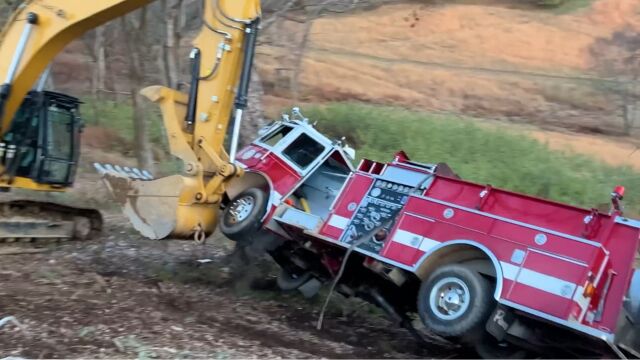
top-left (220, 188), bottom-right (268, 243)
top-left (417, 264), bottom-right (493, 343)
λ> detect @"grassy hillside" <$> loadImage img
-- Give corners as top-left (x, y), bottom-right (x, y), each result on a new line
top-left (307, 103), bottom-right (640, 216)
top-left (81, 99), bottom-right (640, 216)
top-left (539, 0), bottom-right (595, 14)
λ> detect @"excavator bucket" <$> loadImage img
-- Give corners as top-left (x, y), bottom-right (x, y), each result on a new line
top-left (93, 163), bottom-right (217, 240)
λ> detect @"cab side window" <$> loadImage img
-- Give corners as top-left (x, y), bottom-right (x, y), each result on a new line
top-left (262, 126), bottom-right (292, 147)
top-left (283, 133), bottom-right (325, 169)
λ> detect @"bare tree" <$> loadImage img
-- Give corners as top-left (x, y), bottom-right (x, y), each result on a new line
top-left (290, 0), bottom-right (358, 102)
top-left (83, 26), bottom-right (108, 100)
top-left (121, 8), bottom-right (156, 173)
top-left (161, 0), bottom-right (184, 88)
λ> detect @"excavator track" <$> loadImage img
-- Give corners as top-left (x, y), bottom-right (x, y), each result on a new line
top-left (0, 200), bottom-right (103, 245)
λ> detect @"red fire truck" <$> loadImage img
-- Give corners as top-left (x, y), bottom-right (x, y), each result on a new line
top-left (222, 109), bottom-right (640, 358)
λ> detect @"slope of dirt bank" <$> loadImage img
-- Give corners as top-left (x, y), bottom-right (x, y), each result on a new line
top-left (308, 0), bottom-right (639, 72)
top-left (528, 129), bottom-right (640, 170)
top-left (257, 0), bottom-right (640, 137)
top-left (0, 217), bottom-right (462, 359)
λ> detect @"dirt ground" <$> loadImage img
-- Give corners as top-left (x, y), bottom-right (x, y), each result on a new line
top-left (0, 214), bottom-right (465, 359)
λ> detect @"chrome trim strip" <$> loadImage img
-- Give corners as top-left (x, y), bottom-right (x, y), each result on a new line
top-left (528, 247), bottom-right (588, 267)
top-left (499, 299), bottom-right (614, 342)
top-left (615, 216), bottom-right (640, 229)
top-left (392, 161), bottom-right (436, 173)
top-left (327, 172), bottom-right (354, 211)
top-left (514, 266), bottom-right (577, 299)
top-left (404, 212), bottom-right (436, 223)
top-left (415, 195), bottom-right (602, 248)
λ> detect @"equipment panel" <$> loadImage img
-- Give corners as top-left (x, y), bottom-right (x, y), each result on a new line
top-left (341, 179), bottom-right (413, 254)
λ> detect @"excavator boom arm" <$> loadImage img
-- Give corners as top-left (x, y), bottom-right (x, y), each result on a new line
top-left (0, 0), bottom-right (263, 240)
top-left (0, 0), bottom-right (156, 137)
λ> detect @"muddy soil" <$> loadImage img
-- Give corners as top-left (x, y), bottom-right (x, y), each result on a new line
top-left (0, 214), bottom-right (465, 359)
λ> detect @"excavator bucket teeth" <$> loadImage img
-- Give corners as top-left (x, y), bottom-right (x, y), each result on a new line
top-left (94, 162), bottom-right (183, 240)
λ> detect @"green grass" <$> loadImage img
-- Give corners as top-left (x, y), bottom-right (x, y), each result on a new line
top-left (80, 97), bottom-right (183, 176)
top-left (83, 98), bottom-right (640, 216)
top-left (537, 0), bottom-right (595, 14)
top-left (81, 97), bottom-right (166, 147)
top-left (307, 103), bottom-right (640, 216)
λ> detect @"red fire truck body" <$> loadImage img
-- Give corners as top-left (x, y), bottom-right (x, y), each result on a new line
top-left (223, 114), bottom-right (640, 357)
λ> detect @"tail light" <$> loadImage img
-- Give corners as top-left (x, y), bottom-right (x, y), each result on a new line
top-left (583, 281), bottom-right (596, 298)
top-left (583, 272), bottom-right (596, 298)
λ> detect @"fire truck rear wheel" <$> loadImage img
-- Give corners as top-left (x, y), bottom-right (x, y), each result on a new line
top-left (220, 188), bottom-right (267, 243)
top-left (417, 264), bottom-right (493, 343)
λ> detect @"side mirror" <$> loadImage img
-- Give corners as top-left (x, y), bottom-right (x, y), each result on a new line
top-left (343, 144), bottom-right (356, 161)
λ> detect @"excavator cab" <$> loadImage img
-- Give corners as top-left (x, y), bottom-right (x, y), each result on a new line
top-left (1, 91), bottom-right (82, 188)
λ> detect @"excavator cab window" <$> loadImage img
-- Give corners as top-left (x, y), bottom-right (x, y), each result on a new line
top-left (1, 91), bottom-right (82, 186)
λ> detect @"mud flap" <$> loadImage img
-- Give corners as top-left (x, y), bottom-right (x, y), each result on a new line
top-left (486, 305), bottom-right (515, 341)
top-left (298, 277), bottom-right (322, 298)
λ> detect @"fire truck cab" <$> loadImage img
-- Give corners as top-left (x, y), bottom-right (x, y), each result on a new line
top-left (222, 109), bottom-right (640, 358)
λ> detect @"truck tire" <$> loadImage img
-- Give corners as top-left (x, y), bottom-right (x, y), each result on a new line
top-left (220, 188), bottom-right (267, 243)
top-left (417, 263), bottom-right (494, 343)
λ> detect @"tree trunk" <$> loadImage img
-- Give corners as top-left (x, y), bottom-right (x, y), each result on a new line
top-left (131, 90), bottom-right (154, 172)
top-left (240, 69), bottom-right (267, 146)
top-left (291, 1), bottom-right (332, 102)
top-left (91, 27), bottom-right (106, 99)
top-left (97, 28), bottom-right (107, 95)
top-left (165, 0), bottom-right (183, 89)
top-left (290, 18), bottom-right (313, 103)
top-left (121, 11), bottom-right (155, 173)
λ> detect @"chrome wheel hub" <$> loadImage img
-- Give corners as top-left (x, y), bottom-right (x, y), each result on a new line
top-left (429, 276), bottom-right (471, 320)
top-left (227, 195), bottom-right (255, 224)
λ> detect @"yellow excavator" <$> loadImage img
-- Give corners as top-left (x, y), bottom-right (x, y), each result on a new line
top-left (0, 0), bottom-right (261, 242)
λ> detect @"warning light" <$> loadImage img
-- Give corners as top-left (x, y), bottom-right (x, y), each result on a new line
top-left (611, 186), bottom-right (625, 214)
top-left (583, 282), bottom-right (596, 298)
top-left (583, 272), bottom-right (596, 298)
